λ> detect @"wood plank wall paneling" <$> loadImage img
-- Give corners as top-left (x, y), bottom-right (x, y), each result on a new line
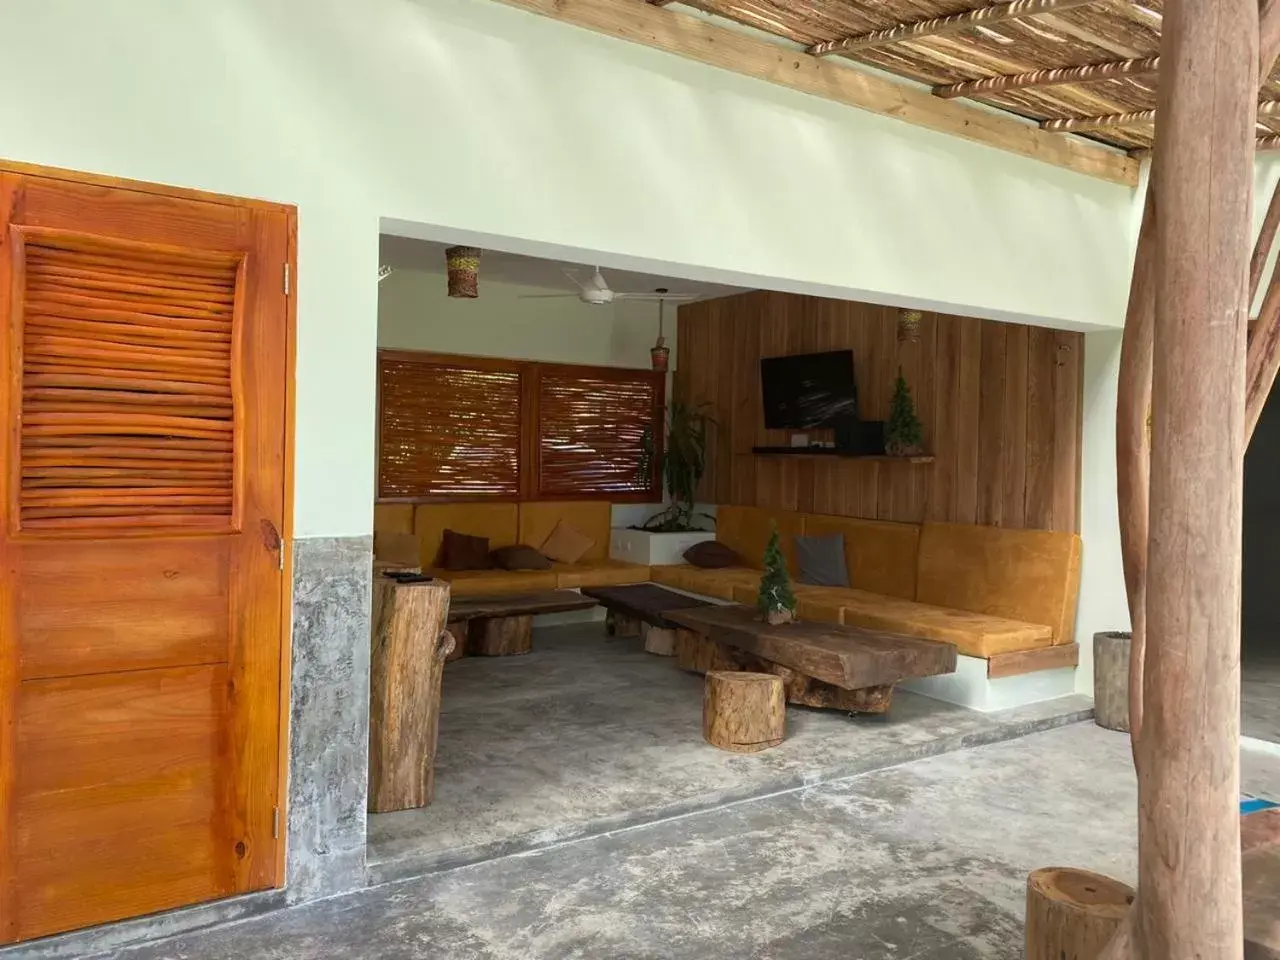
top-left (675, 290), bottom-right (1083, 533)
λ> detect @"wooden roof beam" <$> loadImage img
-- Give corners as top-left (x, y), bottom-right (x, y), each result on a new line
top-left (809, 0), bottom-right (1098, 58)
top-left (1046, 100), bottom-right (1280, 133)
top-left (933, 56), bottom-right (1160, 100)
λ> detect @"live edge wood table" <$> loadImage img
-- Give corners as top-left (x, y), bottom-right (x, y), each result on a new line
top-left (447, 590), bottom-right (599, 656)
top-left (666, 604), bottom-right (957, 715)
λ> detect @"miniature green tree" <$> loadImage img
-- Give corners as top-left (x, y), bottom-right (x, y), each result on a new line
top-left (756, 524), bottom-right (797, 625)
top-left (884, 367), bottom-right (924, 457)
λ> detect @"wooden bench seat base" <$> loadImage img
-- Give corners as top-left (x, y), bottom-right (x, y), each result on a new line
top-left (675, 628), bottom-right (894, 714)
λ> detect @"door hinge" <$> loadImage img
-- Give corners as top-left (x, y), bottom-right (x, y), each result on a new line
top-left (273, 807), bottom-right (281, 840)
top-left (283, 262), bottom-right (291, 296)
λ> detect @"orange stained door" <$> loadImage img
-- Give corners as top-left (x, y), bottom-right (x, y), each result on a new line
top-left (0, 167), bottom-right (293, 943)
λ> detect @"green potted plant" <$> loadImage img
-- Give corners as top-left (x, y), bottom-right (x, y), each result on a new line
top-left (638, 401), bottom-right (715, 533)
top-left (884, 367), bottom-right (924, 457)
top-left (756, 524), bottom-right (797, 625)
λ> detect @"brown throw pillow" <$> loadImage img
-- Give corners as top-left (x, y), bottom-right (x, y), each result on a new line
top-left (539, 520), bottom-right (595, 564)
top-left (489, 544), bottom-right (552, 571)
top-left (440, 528), bottom-right (491, 571)
top-left (684, 540), bottom-right (740, 569)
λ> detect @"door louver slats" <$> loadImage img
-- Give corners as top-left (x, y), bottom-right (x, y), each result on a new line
top-left (16, 234), bottom-right (240, 532)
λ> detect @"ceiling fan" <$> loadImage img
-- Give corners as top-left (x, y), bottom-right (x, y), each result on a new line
top-left (519, 267), bottom-right (701, 306)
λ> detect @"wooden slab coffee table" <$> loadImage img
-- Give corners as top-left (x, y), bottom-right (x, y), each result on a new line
top-left (666, 603), bottom-right (956, 714)
top-left (447, 590), bottom-right (598, 656)
top-left (581, 583), bottom-right (713, 654)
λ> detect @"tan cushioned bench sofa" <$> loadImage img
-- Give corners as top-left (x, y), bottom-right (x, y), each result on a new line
top-left (373, 501), bottom-right (649, 596)
top-left (650, 505), bottom-right (1080, 660)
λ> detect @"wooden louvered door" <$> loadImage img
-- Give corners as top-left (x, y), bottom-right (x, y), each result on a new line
top-left (0, 169), bottom-right (292, 943)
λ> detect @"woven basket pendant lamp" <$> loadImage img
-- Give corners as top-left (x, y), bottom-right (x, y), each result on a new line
top-left (651, 290), bottom-right (671, 372)
top-left (445, 245), bottom-right (481, 298)
top-left (897, 308), bottom-right (923, 343)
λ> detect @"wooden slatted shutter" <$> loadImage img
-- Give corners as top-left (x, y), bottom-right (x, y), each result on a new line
top-left (378, 354), bottom-right (522, 499)
top-left (15, 231), bottom-right (238, 533)
top-left (534, 367), bottom-right (663, 499)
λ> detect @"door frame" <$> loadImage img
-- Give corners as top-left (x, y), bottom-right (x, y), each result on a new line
top-left (0, 158), bottom-right (299, 894)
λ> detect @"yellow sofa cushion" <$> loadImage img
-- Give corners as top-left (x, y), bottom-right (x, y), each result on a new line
top-left (834, 588), bottom-right (1053, 658)
top-left (915, 522), bottom-right (1082, 645)
top-left (729, 581), bottom-right (1051, 658)
top-left (414, 503), bottom-right (519, 569)
top-left (519, 502), bottom-right (610, 562)
top-left (650, 564), bottom-right (761, 601)
top-left (799, 514), bottom-right (920, 600)
top-left (716, 505), bottom-right (802, 573)
top-left (649, 564), bottom-right (687, 589)
top-left (373, 531), bottom-right (421, 567)
top-left (374, 503), bottom-right (414, 535)
top-left (553, 560), bottom-right (650, 589)
top-left (729, 583), bottom-right (843, 624)
top-left (430, 568), bottom-right (558, 598)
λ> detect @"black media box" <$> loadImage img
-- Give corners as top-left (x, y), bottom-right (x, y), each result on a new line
top-left (833, 418), bottom-right (886, 456)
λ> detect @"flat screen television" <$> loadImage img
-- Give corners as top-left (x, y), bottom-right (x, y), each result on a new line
top-left (760, 350), bottom-right (859, 430)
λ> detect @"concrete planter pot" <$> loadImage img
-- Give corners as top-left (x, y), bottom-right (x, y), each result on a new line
top-left (1093, 630), bottom-right (1132, 732)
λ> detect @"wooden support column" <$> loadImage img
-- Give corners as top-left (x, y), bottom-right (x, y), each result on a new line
top-left (1141, 0), bottom-right (1254, 956)
top-left (1116, 187), bottom-right (1155, 747)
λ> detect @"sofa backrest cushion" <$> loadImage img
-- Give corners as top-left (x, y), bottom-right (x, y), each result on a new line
top-left (915, 522), bottom-right (1082, 644)
top-left (414, 503), bottom-right (519, 568)
top-left (374, 503), bottom-right (414, 535)
top-left (715, 505), bottom-right (802, 573)
top-left (518, 501), bottom-right (610, 562)
top-left (800, 514), bottom-right (920, 600)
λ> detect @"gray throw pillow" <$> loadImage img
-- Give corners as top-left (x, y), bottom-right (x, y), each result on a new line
top-left (795, 533), bottom-right (850, 588)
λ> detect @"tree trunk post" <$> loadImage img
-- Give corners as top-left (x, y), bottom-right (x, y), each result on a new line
top-left (1116, 186), bottom-right (1156, 749)
top-left (1141, 0), bottom-right (1254, 954)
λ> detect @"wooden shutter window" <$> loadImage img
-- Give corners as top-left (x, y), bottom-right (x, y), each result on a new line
top-left (536, 370), bottom-right (661, 499)
top-left (15, 231), bottom-right (239, 533)
top-left (378, 357), bottom-right (522, 499)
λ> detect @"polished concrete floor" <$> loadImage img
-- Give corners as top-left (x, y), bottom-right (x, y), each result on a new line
top-left (1243, 647), bottom-right (1280, 743)
top-left (367, 624), bottom-right (1092, 884)
top-left (102, 724), bottom-right (1280, 960)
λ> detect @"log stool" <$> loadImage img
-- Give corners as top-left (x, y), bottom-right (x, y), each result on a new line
top-left (642, 624), bottom-right (677, 656)
top-left (702, 671), bottom-right (785, 753)
top-left (469, 615), bottom-right (533, 656)
top-left (1025, 867), bottom-right (1134, 960)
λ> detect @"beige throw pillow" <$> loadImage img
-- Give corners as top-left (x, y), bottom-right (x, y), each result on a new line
top-left (539, 520), bottom-right (595, 564)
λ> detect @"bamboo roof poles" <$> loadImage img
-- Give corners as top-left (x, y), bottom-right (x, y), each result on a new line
top-left (807, 0), bottom-right (1096, 56)
top-left (625, 0), bottom-right (1280, 153)
top-left (933, 57), bottom-right (1160, 100)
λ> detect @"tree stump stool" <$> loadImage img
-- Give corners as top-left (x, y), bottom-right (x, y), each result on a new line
top-left (469, 615), bottom-right (533, 656)
top-left (445, 620), bottom-right (468, 662)
top-left (1092, 631), bottom-right (1131, 732)
top-left (606, 609), bottom-right (642, 638)
top-left (1025, 867), bottom-right (1134, 960)
top-left (702, 671), bottom-right (785, 753)
top-left (642, 624), bottom-right (676, 656)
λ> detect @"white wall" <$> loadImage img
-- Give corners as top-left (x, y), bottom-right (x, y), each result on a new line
top-left (1074, 331), bottom-right (1132, 695)
top-left (0, 0), bottom-right (1138, 538)
top-left (378, 269), bottom-right (674, 369)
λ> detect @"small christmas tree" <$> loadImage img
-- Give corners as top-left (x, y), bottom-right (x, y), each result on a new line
top-left (884, 367), bottom-right (924, 457)
top-left (756, 524), bottom-right (797, 625)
